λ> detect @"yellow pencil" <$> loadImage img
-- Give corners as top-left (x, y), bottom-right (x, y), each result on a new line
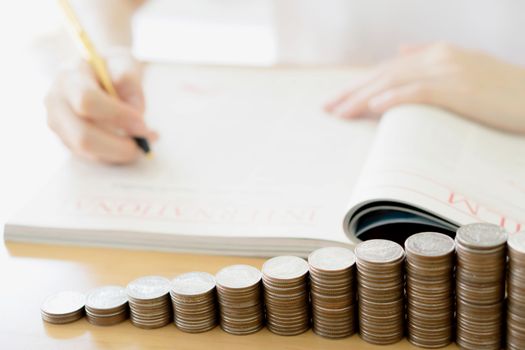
top-left (57, 0), bottom-right (151, 155)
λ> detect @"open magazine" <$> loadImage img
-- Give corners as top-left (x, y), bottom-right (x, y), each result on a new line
top-left (4, 65), bottom-right (525, 257)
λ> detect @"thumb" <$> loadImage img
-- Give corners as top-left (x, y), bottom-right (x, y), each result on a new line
top-left (114, 70), bottom-right (145, 113)
top-left (106, 52), bottom-right (146, 113)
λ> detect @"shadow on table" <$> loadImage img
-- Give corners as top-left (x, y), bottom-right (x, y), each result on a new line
top-left (43, 318), bottom-right (87, 339)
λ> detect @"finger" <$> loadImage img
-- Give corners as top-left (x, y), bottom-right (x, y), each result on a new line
top-left (325, 73), bottom-right (381, 113)
top-left (324, 58), bottom-right (404, 114)
top-left (80, 122), bottom-right (142, 164)
top-left (92, 121), bottom-right (159, 146)
top-left (114, 71), bottom-right (145, 113)
top-left (368, 83), bottom-right (435, 113)
top-left (107, 55), bottom-right (146, 113)
top-left (334, 51), bottom-right (440, 119)
top-left (62, 70), bottom-right (150, 137)
top-left (335, 74), bottom-right (407, 119)
top-left (47, 96), bottom-right (142, 164)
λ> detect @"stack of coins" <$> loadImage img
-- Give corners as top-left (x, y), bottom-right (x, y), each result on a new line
top-left (455, 223), bottom-right (507, 350)
top-left (126, 276), bottom-right (172, 329)
top-left (215, 264), bottom-right (264, 335)
top-left (355, 239), bottom-right (405, 345)
top-left (405, 232), bottom-right (455, 348)
top-left (40, 291), bottom-right (86, 324)
top-left (170, 272), bottom-right (217, 333)
top-left (507, 232), bottom-right (525, 350)
top-left (262, 256), bottom-right (310, 336)
top-left (85, 286), bottom-right (129, 326)
top-left (308, 246), bottom-right (356, 339)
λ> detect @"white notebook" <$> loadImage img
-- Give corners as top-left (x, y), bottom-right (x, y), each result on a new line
top-left (4, 64), bottom-right (525, 256)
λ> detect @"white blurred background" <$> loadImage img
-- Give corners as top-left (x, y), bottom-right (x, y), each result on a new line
top-left (0, 1), bottom-right (69, 226)
top-left (0, 0), bottom-right (523, 227)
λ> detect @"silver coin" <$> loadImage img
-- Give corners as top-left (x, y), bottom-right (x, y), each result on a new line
top-left (507, 232), bottom-right (525, 349)
top-left (355, 239), bottom-right (404, 263)
top-left (126, 276), bottom-right (171, 300)
top-left (456, 223), bottom-right (507, 248)
top-left (308, 247), bottom-right (356, 271)
top-left (215, 264), bottom-right (263, 335)
top-left (41, 291), bottom-right (85, 316)
top-left (171, 272), bottom-right (216, 296)
top-left (405, 232), bottom-right (455, 257)
top-left (215, 265), bottom-right (261, 289)
top-left (309, 247), bottom-right (356, 340)
top-left (262, 256), bottom-right (310, 336)
top-left (356, 239), bottom-right (405, 345)
top-left (86, 285), bottom-right (128, 310)
top-left (508, 232), bottom-right (525, 254)
top-left (262, 256), bottom-right (309, 280)
top-left (455, 223), bottom-right (506, 348)
top-left (405, 232), bottom-right (454, 348)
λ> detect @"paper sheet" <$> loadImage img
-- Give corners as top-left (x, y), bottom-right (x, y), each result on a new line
top-left (6, 65), bottom-right (376, 253)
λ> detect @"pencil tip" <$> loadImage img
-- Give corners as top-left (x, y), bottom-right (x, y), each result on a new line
top-left (145, 152), bottom-right (155, 160)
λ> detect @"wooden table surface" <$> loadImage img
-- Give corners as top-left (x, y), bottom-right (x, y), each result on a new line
top-left (0, 241), bottom-right (459, 350)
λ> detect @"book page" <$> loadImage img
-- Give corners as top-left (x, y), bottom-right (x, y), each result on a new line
top-left (6, 64), bottom-right (376, 250)
top-left (345, 104), bottom-right (525, 235)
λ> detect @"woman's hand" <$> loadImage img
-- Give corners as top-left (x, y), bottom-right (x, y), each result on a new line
top-left (326, 43), bottom-right (525, 134)
top-left (45, 53), bottom-right (157, 164)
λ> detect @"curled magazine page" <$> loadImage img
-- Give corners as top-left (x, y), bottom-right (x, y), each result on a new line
top-left (344, 104), bottom-right (525, 243)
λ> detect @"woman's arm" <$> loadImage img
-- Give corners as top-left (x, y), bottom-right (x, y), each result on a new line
top-left (326, 43), bottom-right (525, 135)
